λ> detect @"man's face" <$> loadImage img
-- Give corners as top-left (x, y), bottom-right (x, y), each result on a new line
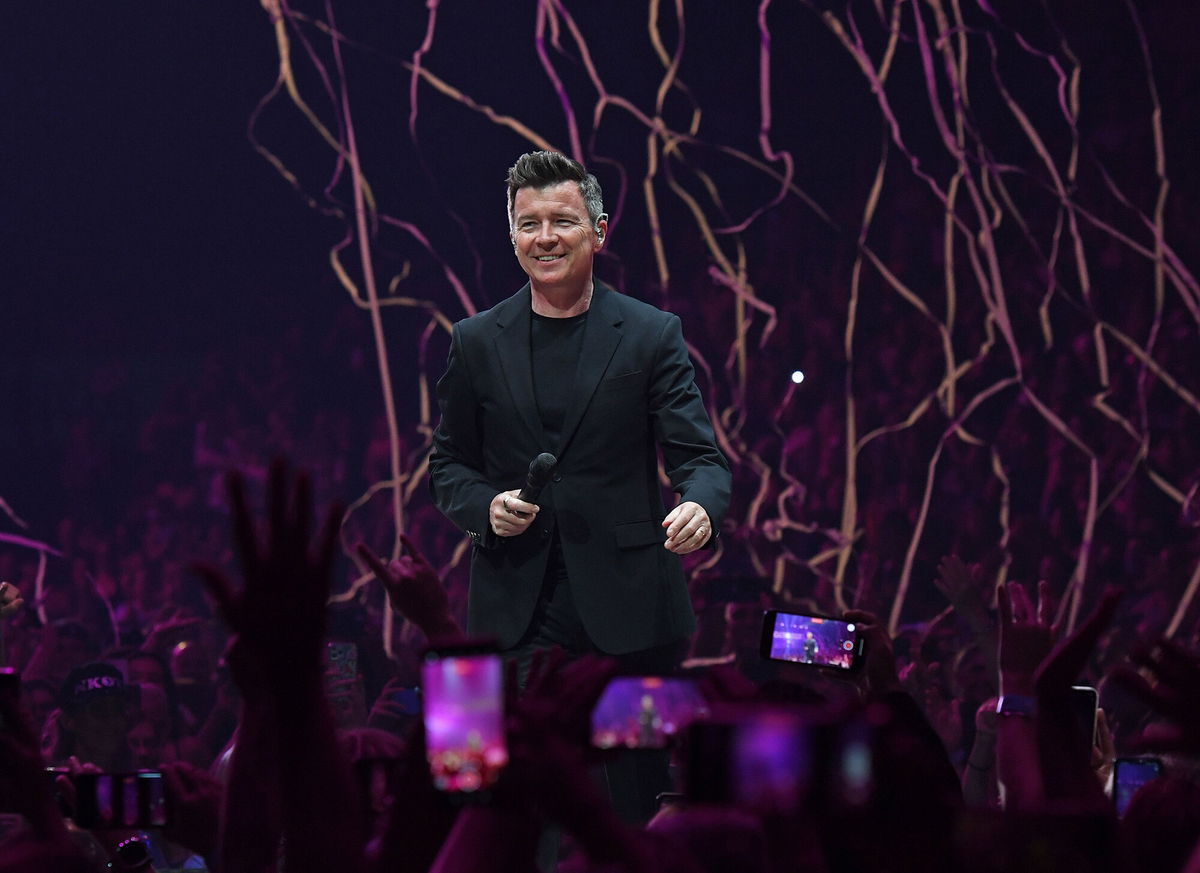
top-left (66, 696), bottom-right (131, 755)
top-left (24, 687), bottom-right (56, 735)
top-left (510, 182), bottom-right (606, 294)
top-left (128, 719), bottom-right (162, 769)
top-left (128, 656), bottom-right (166, 689)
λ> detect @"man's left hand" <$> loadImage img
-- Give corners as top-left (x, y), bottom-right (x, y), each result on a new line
top-left (662, 501), bottom-right (712, 554)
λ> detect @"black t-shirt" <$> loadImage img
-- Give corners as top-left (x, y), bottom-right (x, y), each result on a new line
top-left (531, 310), bottom-right (587, 449)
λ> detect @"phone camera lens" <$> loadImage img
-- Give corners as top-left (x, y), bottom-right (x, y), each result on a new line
top-left (116, 836), bottom-right (152, 871)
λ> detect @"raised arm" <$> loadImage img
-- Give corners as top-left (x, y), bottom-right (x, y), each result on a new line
top-left (195, 461), bottom-right (362, 873)
top-left (933, 554), bottom-right (999, 680)
top-left (356, 535), bottom-right (462, 642)
top-left (1109, 638), bottom-right (1200, 755)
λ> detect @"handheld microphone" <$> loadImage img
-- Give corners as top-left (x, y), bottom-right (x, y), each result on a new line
top-left (516, 452), bottom-right (558, 505)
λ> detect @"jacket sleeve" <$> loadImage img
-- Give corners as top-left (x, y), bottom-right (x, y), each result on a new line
top-left (648, 314), bottom-right (731, 530)
top-left (428, 323), bottom-right (500, 549)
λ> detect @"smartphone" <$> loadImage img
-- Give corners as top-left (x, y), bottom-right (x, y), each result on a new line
top-left (71, 771), bottom-right (169, 829)
top-left (684, 709), bottom-right (816, 814)
top-left (1069, 685), bottom-right (1099, 766)
top-left (1114, 756), bottom-right (1163, 817)
top-left (590, 676), bottom-right (709, 750)
top-left (759, 611), bottom-right (865, 671)
top-left (684, 707), bottom-right (873, 814)
top-left (656, 791), bottom-right (685, 810)
top-left (325, 641), bottom-right (359, 682)
top-left (420, 643), bottom-right (507, 794)
top-left (0, 667), bottom-right (19, 730)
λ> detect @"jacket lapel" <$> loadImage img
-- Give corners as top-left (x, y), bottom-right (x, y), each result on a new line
top-left (492, 285), bottom-right (549, 448)
top-left (555, 280), bottom-right (623, 458)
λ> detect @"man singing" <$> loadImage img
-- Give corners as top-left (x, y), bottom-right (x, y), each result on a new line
top-left (428, 150), bottom-right (730, 678)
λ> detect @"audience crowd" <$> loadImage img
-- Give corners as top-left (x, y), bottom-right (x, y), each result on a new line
top-left (1, 270), bottom-right (1198, 873)
top-left (1, 446), bottom-right (1198, 871)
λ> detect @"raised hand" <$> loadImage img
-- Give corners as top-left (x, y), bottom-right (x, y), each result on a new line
top-left (193, 460), bottom-right (343, 691)
top-left (934, 555), bottom-right (1002, 683)
top-left (0, 581), bottom-right (24, 618)
top-left (195, 461), bottom-right (361, 873)
top-left (933, 555), bottom-right (981, 605)
top-left (997, 580), bottom-right (1059, 696)
top-left (1109, 638), bottom-right (1200, 754)
top-left (356, 535), bottom-right (460, 640)
top-left (844, 609), bottom-right (902, 696)
top-left (995, 585), bottom-right (1120, 810)
top-left (1032, 589), bottom-right (1120, 696)
top-left (140, 610), bottom-right (205, 656)
top-left (934, 555), bottom-right (995, 627)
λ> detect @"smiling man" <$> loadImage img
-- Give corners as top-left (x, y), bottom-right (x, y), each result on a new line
top-left (428, 151), bottom-right (729, 835)
top-left (428, 150), bottom-right (730, 687)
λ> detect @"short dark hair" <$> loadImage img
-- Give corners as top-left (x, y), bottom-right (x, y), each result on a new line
top-left (506, 150), bottom-right (604, 232)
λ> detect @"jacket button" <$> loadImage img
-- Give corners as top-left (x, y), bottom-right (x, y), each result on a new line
top-left (553, 473), bottom-right (563, 483)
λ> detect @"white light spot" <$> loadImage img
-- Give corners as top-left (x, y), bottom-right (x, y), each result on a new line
top-left (791, 370), bottom-right (805, 384)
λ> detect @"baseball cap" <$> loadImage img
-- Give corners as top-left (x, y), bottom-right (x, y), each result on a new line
top-left (59, 662), bottom-right (137, 712)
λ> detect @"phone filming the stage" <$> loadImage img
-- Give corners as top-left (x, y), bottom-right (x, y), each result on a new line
top-left (759, 610), bottom-right (866, 672)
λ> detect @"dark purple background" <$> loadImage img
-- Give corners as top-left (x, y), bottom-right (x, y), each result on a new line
top-left (4, 1), bottom-right (1198, 637)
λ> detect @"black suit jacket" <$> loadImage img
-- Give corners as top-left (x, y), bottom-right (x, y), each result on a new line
top-left (428, 279), bottom-right (731, 654)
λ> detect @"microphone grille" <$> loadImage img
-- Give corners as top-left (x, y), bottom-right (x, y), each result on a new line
top-left (530, 452), bottom-right (558, 481)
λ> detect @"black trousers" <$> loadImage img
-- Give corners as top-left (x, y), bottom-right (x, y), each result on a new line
top-left (505, 535), bottom-right (686, 868)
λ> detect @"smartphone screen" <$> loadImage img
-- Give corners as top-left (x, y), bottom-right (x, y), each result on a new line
top-left (71, 771), bottom-right (168, 828)
top-left (139, 771), bottom-right (169, 827)
top-left (420, 647), bottom-right (507, 794)
top-left (685, 711), bottom-right (813, 814)
top-left (325, 640), bottom-right (363, 726)
top-left (1114, 757), bottom-right (1163, 817)
top-left (325, 641), bottom-right (359, 682)
top-left (759, 611), bottom-right (864, 670)
top-left (590, 676), bottom-right (709, 749)
top-left (120, 775), bottom-right (139, 828)
top-left (73, 774), bottom-right (115, 828)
